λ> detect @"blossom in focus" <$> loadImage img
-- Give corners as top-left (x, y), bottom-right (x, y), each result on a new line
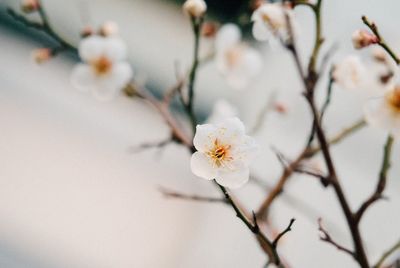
top-left (215, 24), bottom-right (263, 89)
top-left (191, 117), bottom-right (258, 189)
top-left (71, 35), bottom-right (133, 100)
top-left (332, 55), bottom-right (367, 90)
top-left (364, 84), bottom-right (400, 137)
top-left (352, 30), bottom-right (378, 50)
top-left (251, 3), bottom-right (293, 42)
top-left (207, 99), bottom-right (238, 124)
top-left (183, 0), bottom-right (207, 18)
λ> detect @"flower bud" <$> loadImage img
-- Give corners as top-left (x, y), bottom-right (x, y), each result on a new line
top-left (21, 0), bottom-right (39, 13)
top-left (99, 21), bottom-right (119, 37)
top-left (352, 29), bottom-right (378, 49)
top-left (273, 102), bottom-right (288, 114)
top-left (201, 22), bottom-right (218, 38)
top-left (32, 48), bottom-right (52, 64)
top-left (183, 0), bottom-right (207, 18)
top-left (80, 26), bottom-right (94, 38)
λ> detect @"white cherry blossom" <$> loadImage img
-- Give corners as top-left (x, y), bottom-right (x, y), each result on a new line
top-left (364, 84), bottom-right (400, 137)
top-left (191, 117), bottom-right (258, 189)
top-left (71, 35), bottom-right (133, 100)
top-left (215, 24), bottom-right (262, 89)
top-left (251, 3), bottom-right (293, 43)
top-left (332, 55), bottom-right (367, 90)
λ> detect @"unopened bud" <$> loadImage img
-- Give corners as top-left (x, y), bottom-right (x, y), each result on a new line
top-left (80, 26), bottom-right (94, 38)
top-left (273, 102), bottom-right (288, 114)
top-left (183, 0), bottom-right (207, 18)
top-left (21, 0), bottom-right (39, 13)
top-left (201, 22), bottom-right (218, 38)
top-left (250, 0), bottom-right (265, 11)
top-left (99, 21), bottom-right (119, 37)
top-left (352, 29), bottom-right (379, 49)
top-left (32, 48), bottom-right (52, 64)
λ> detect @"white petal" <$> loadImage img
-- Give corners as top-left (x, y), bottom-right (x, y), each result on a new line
top-left (252, 21), bottom-right (270, 41)
top-left (224, 48), bottom-right (262, 89)
top-left (193, 123), bottom-right (217, 152)
top-left (215, 117), bottom-right (247, 146)
top-left (79, 36), bottom-right (106, 62)
top-left (190, 152), bottom-right (217, 180)
top-left (216, 168), bottom-right (249, 189)
top-left (364, 97), bottom-right (400, 134)
top-left (91, 62), bottom-right (133, 101)
top-left (103, 37), bottom-right (128, 62)
top-left (234, 135), bottom-right (258, 166)
top-left (242, 48), bottom-right (263, 77)
top-left (207, 99), bottom-right (238, 124)
top-left (70, 64), bottom-right (96, 91)
top-left (216, 24), bottom-right (241, 52)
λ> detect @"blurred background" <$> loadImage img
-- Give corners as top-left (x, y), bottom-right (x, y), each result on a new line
top-left (0, 0), bottom-right (399, 267)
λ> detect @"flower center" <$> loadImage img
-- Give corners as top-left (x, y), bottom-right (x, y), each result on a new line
top-left (208, 139), bottom-right (232, 168)
top-left (91, 56), bottom-right (112, 76)
top-left (386, 86), bottom-right (400, 112)
top-left (225, 46), bottom-right (243, 68)
top-left (261, 12), bottom-right (282, 31)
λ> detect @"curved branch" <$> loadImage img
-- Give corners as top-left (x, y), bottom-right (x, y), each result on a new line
top-left (355, 135), bottom-right (394, 224)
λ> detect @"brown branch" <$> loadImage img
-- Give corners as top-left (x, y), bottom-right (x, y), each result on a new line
top-left (355, 135), bottom-right (394, 224)
top-left (374, 239), bottom-right (400, 268)
top-left (288, 1), bottom-right (370, 267)
top-left (272, 218), bottom-right (295, 248)
top-left (362, 16), bottom-right (400, 65)
top-left (217, 183), bottom-right (284, 266)
top-left (159, 186), bottom-right (227, 204)
top-left (318, 218), bottom-right (355, 258)
top-left (256, 149), bottom-right (308, 220)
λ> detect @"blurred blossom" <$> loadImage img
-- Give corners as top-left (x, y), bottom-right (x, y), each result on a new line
top-left (80, 26), bottom-right (94, 38)
top-left (182, 0), bottom-right (207, 18)
top-left (99, 21), bottom-right (119, 37)
top-left (351, 29), bottom-right (379, 50)
top-left (21, 0), bottom-right (39, 13)
top-left (71, 35), bottom-right (133, 101)
top-left (207, 99), bottom-right (238, 124)
top-left (364, 84), bottom-right (400, 137)
top-left (191, 117), bottom-right (258, 189)
top-left (215, 24), bottom-right (262, 89)
top-left (251, 3), bottom-right (294, 43)
top-left (31, 48), bottom-right (52, 64)
top-left (332, 55), bottom-right (367, 90)
top-left (201, 21), bottom-right (218, 38)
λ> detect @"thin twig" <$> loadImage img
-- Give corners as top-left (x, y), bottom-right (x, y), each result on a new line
top-left (318, 218), bottom-right (355, 258)
top-left (374, 239), bottom-right (400, 268)
top-left (355, 135), bottom-right (394, 224)
top-left (272, 218), bottom-right (295, 248)
top-left (159, 187), bottom-right (227, 204)
top-left (362, 16), bottom-right (400, 65)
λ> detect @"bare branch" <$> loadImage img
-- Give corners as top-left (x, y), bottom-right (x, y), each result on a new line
top-left (362, 16), bottom-right (400, 65)
top-left (272, 219), bottom-right (296, 248)
top-left (374, 239), bottom-right (400, 268)
top-left (318, 218), bottom-right (355, 258)
top-left (355, 135), bottom-right (394, 224)
top-left (159, 186), bottom-right (227, 204)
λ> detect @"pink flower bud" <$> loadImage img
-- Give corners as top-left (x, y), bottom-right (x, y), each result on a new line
top-left (21, 0), bottom-right (39, 13)
top-left (352, 29), bottom-right (378, 49)
top-left (273, 102), bottom-right (288, 114)
top-left (32, 48), bottom-right (52, 64)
